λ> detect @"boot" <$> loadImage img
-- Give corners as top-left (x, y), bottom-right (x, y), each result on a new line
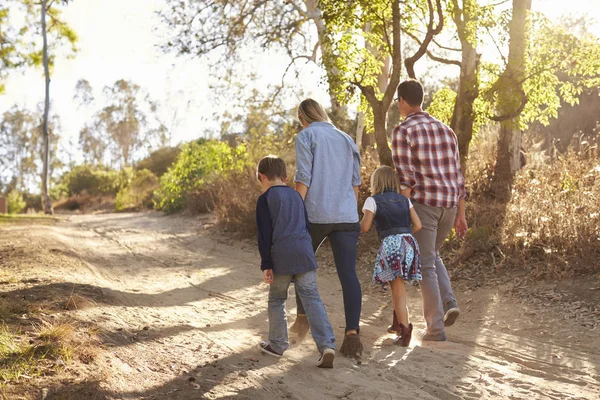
top-left (387, 310), bottom-right (401, 334)
top-left (393, 323), bottom-right (413, 347)
top-left (289, 314), bottom-right (310, 338)
top-left (339, 333), bottom-right (363, 358)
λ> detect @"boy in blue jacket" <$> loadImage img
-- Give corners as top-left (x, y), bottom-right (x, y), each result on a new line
top-left (255, 155), bottom-right (336, 368)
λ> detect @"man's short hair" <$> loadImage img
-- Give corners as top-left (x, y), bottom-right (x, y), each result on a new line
top-left (397, 79), bottom-right (424, 107)
top-left (257, 155), bottom-right (287, 181)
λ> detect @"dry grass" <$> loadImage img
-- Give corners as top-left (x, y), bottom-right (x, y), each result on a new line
top-left (0, 321), bottom-right (79, 385)
top-left (448, 129), bottom-right (600, 279)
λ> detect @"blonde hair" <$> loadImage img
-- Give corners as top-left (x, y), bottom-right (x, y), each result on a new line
top-left (298, 98), bottom-right (329, 125)
top-left (370, 166), bottom-right (402, 194)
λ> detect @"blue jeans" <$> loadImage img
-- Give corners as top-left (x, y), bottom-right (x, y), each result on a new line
top-left (296, 223), bottom-right (362, 332)
top-left (268, 269), bottom-right (336, 355)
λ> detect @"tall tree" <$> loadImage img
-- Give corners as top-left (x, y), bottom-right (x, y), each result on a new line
top-left (80, 80), bottom-right (168, 167)
top-left (41, 0), bottom-right (52, 213)
top-left (492, 0), bottom-right (531, 186)
top-left (449, 0), bottom-right (481, 173)
top-left (320, 0), bottom-right (443, 165)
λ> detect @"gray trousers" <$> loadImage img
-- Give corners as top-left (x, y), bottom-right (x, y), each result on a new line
top-left (412, 202), bottom-right (457, 335)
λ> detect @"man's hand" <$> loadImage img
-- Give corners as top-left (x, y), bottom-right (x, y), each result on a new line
top-left (454, 213), bottom-right (468, 239)
top-left (263, 269), bottom-right (274, 284)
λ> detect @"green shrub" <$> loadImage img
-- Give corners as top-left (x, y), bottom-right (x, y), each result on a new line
top-left (6, 190), bottom-right (26, 214)
top-left (116, 169), bottom-right (159, 211)
top-left (154, 139), bottom-right (248, 213)
top-left (136, 146), bottom-right (182, 177)
top-left (61, 165), bottom-right (120, 196)
top-left (60, 165), bottom-right (134, 197)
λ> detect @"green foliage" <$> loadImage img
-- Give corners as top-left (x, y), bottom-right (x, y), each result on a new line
top-left (136, 146), bottom-right (181, 178)
top-left (427, 87), bottom-right (457, 126)
top-left (61, 165), bottom-right (124, 197)
top-left (116, 169), bottom-right (159, 211)
top-left (481, 13), bottom-right (600, 130)
top-left (0, 0), bottom-right (78, 90)
top-left (154, 140), bottom-right (248, 214)
top-left (6, 190), bottom-right (26, 214)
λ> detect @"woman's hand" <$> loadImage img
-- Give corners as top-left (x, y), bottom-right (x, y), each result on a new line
top-left (263, 269), bottom-right (274, 284)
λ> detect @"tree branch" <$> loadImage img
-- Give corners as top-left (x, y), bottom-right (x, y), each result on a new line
top-left (427, 51), bottom-right (462, 66)
top-left (404, 0), bottom-right (444, 79)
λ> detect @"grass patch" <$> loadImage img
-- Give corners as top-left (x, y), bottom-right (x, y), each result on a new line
top-left (0, 214), bottom-right (60, 226)
top-left (0, 321), bottom-right (77, 385)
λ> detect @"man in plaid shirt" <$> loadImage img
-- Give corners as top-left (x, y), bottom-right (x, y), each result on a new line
top-left (391, 79), bottom-right (468, 342)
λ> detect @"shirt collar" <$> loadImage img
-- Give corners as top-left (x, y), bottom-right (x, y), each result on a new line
top-left (405, 111), bottom-right (428, 120)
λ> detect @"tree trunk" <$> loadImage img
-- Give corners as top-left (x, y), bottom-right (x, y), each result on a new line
top-left (355, 111), bottom-right (365, 150)
top-left (451, 43), bottom-right (479, 175)
top-left (494, 0), bottom-right (531, 190)
top-left (373, 103), bottom-right (392, 166)
top-left (41, 0), bottom-right (53, 215)
top-left (305, 0), bottom-right (347, 119)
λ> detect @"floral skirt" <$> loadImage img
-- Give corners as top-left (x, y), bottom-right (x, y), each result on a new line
top-left (373, 234), bottom-right (422, 286)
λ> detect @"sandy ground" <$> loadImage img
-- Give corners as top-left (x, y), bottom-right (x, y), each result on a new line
top-left (1, 212), bottom-right (600, 399)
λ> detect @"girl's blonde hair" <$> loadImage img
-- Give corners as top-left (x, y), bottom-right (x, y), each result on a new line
top-left (298, 98), bottom-right (329, 125)
top-left (370, 166), bottom-right (402, 194)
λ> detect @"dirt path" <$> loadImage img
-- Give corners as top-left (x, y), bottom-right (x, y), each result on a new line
top-left (2, 213), bottom-right (600, 399)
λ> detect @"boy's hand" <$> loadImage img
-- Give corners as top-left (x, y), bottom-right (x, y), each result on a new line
top-left (263, 269), bottom-right (274, 284)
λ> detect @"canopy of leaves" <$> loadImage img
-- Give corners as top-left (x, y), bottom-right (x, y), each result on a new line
top-left (0, 0), bottom-right (77, 92)
top-left (481, 13), bottom-right (600, 130)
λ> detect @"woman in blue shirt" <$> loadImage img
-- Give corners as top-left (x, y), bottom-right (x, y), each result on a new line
top-left (291, 98), bottom-right (363, 357)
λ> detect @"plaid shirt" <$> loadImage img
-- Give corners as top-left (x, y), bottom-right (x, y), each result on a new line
top-left (392, 112), bottom-right (467, 209)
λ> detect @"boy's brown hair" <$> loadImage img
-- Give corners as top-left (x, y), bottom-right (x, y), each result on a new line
top-left (257, 155), bottom-right (287, 181)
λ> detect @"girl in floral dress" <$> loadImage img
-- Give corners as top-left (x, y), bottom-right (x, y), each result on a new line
top-left (360, 166), bottom-right (422, 346)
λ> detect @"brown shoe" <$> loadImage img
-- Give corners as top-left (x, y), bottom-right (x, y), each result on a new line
top-left (289, 314), bottom-right (309, 338)
top-left (339, 333), bottom-right (363, 358)
top-left (393, 323), bottom-right (413, 347)
top-left (387, 310), bottom-right (401, 334)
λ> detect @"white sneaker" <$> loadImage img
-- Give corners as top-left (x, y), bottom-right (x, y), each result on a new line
top-left (317, 348), bottom-right (335, 368)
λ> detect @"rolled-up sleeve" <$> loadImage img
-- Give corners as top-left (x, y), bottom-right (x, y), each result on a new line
top-left (294, 131), bottom-right (313, 187)
top-left (392, 126), bottom-right (417, 189)
top-left (351, 143), bottom-right (361, 187)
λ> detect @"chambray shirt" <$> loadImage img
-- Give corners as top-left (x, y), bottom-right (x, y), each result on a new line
top-left (294, 122), bottom-right (361, 224)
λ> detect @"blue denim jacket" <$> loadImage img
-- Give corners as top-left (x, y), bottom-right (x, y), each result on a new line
top-left (372, 190), bottom-right (412, 241)
top-left (294, 122), bottom-right (361, 224)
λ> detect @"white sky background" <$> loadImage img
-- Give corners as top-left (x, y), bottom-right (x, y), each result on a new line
top-left (0, 0), bottom-right (599, 163)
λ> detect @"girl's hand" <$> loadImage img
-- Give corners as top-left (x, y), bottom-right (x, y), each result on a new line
top-left (263, 269), bottom-right (274, 284)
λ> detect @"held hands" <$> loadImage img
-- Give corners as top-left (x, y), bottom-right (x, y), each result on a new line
top-left (263, 269), bottom-right (274, 284)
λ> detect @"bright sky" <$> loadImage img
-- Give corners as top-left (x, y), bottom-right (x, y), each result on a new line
top-left (0, 0), bottom-right (598, 161)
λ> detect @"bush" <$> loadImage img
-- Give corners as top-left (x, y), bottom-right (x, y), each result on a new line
top-left (205, 167), bottom-right (263, 235)
top-left (6, 190), bottom-right (26, 214)
top-left (116, 169), bottom-right (159, 211)
top-left (154, 139), bottom-right (248, 213)
top-left (136, 146), bottom-right (182, 178)
top-left (61, 165), bottom-right (122, 196)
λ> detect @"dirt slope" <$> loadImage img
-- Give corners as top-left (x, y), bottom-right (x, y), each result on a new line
top-left (2, 213), bottom-right (599, 399)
